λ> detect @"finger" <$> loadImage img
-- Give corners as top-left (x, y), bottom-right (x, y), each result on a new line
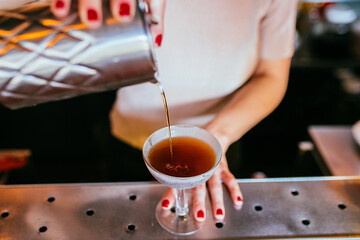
top-left (207, 172), bottom-right (225, 221)
top-left (160, 187), bottom-right (176, 210)
top-left (50, 0), bottom-right (71, 18)
top-left (110, 0), bottom-right (136, 23)
top-left (192, 183), bottom-right (207, 222)
top-left (146, 0), bottom-right (166, 47)
top-left (79, 0), bottom-right (102, 29)
top-left (221, 169), bottom-right (244, 208)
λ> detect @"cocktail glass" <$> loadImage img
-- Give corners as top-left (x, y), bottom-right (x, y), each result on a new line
top-left (143, 125), bottom-right (222, 235)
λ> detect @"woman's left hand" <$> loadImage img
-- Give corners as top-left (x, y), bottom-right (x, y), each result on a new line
top-left (160, 144), bottom-right (243, 222)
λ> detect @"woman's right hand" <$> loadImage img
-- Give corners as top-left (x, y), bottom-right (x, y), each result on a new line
top-left (50, 0), bottom-right (166, 47)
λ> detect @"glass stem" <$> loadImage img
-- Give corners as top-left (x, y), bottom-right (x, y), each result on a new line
top-left (175, 188), bottom-right (188, 217)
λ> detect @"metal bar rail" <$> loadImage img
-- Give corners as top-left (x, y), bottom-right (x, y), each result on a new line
top-left (0, 176), bottom-right (359, 239)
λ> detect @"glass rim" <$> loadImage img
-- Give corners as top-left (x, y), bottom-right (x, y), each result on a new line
top-left (142, 125), bottom-right (222, 182)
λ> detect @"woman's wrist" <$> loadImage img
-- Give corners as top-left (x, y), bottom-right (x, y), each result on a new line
top-left (203, 126), bottom-right (232, 153)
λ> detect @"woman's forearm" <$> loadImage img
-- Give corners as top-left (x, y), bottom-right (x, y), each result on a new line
top-left (204, 58), bottom-right (291, 150)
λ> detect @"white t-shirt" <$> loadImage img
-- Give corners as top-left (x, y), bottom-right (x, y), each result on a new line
top-left (110, 0), bottom-right (298, 149)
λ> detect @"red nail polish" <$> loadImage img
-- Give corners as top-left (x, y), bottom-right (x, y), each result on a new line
top-left (197, 210), bottom-right (205, 218)
top-left (55, 0), bottom-right (64, 8)
top-left (87, 9), bottom-right (98, 21)
top-left (216, 208), bottom-right (223, 215)
top-left (161, 199), bottom-right (169, 208)
top-left (237, 196), bottom-right (243, 202)
top-left (119, 2), bottom-right (130, 16)
top-left (155, 34), bottom-right (162, 47)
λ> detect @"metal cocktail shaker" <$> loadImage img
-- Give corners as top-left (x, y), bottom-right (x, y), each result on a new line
top-left (0, 0), bottom-right (156, 109)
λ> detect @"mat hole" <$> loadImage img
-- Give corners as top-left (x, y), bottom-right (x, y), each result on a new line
top-left (291, 190), bottom-right (299, 196)
top-left (1, 211), bottom-right (9, 218)
top-left (129, 194), bottom-right (137, 201)
top-left (47, 196), bottom-right (55, 203)
top-left (338, 203), bottom-right (346, 210)
top-left (254, 205), bottom-right (263, 211)
top-left (39, 226), bottom-right (47, 233)
top-left (86, 209), bottom-right (95, 216)
top-left (302, 219), bottom-right (310, 226)
top-left (127, 224), bottom-right (136, 232)
top-left (215, 222), bottom-right (224, 228)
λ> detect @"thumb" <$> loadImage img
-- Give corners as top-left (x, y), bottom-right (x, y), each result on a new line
top-left (146, 0), bottom-right (166, 47)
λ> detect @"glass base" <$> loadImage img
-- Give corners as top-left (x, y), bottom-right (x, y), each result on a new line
top-left (155, 199), bottom-right (205, 235)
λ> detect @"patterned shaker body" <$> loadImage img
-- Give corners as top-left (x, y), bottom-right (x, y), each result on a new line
top-left (0, 1), bottom-right (156, 109)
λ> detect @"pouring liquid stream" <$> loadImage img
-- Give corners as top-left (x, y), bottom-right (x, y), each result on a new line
top-left (155, 73), bottom-right (191, 174)
top-left (155, 78), bottom-right (174, 160)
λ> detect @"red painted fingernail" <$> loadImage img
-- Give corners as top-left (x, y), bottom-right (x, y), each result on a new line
top-left (161, 199), bottom-right (169, 208)
top-left (216, 208), bottom-right (223, 215)
top-left (155, 34), bottom-right (162, 47)
top-left (197, 210), bottom-right (205, 218)
top-left (55, 0), bottom-right (64, 8)
top-left (119, 2), bottom-right (130, 16)
top-left (237, 196), bottom-right (243, 202)
top-left (87, 9), bottom-right (98, 21)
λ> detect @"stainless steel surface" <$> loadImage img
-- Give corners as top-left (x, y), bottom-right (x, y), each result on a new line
top-left (0, 0), bottom-right (156, 109)
top-left (309, 126), bottom-right (360, 176)
top-left (0, 177), bottom-right (359, 239)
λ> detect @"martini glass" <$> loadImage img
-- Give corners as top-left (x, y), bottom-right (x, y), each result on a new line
top-left (143, 125), bottom-right (222, 235)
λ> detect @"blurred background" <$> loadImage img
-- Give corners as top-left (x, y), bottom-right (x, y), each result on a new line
top-left (0, 0), bottom-right (359, 184)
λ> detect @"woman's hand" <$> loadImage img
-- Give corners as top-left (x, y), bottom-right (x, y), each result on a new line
top-left (50, 0), bottom-right (165, 46)
top-left (160, 142), bottom-right (243, 222)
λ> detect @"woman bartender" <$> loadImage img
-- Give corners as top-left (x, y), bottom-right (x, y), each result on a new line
top-left (51, 0), bottom-right (297, 223)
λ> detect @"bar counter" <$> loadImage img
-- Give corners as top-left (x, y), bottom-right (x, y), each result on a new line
top-left (309, 126), bottom-right (360, 176)
top-left (0, 176), bottom-right (359, 239)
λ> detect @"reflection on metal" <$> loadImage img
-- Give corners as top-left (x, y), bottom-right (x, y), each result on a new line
top-left (0, 177), bottom-right (359, 239)
top-left (0, 0), bottom-right (156, 109)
